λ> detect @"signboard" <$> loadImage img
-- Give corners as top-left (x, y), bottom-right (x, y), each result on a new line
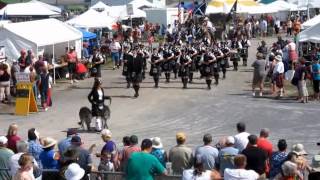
top-left (127, 4), bottom-right (134, 16)
top-left (0, 46), bottom-right (5, 60)
top-left (16, 72), bottom-right (30, 83)
top-left (15, 83), bottom-right (38, 116)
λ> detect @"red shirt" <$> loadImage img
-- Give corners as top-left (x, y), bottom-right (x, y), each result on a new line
top-left (257, 137), bottom-right (273, 157)
top-left (67, 51), bottom-right (77, 63)
top-left (6, 135), bottom-right (21, 153)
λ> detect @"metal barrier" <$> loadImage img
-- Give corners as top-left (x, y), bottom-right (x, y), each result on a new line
top-left (0, 168), bottom-right (182, 180)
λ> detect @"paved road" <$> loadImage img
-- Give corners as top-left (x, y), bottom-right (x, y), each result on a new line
top-left (1, 37), bottom-right (319, 163)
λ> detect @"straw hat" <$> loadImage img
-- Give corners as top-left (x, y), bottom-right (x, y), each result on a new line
top-left (275, 55), bottom-right (282, 62)
top-left (42, 137), bottom-right (57, 148)
top-left (151, 137), bottom-right (163, 149)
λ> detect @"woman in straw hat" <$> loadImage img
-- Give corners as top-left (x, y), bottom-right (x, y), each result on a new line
top-left (251, 52), bottom-right (267, 97)
top-left (39, 137), bottom-right (59, 170)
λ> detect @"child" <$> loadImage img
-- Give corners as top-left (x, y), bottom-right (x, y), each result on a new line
top-left (13, 153), bottom-right (35, 180)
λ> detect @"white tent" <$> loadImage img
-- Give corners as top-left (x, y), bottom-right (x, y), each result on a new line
top-left (90, 1), bottom-right (111, 12)
top-left (0, 2), bottom-right (60, 16)
top-left (0, 18), bottom-right (82, 62)
top-left (66, 9), bottom-right (114, 29)
top-left (302, 15), bottom-right (320, 29)
top-left (108, 5), bottom-right (146, 20)
top-left (129, 0), bottom-right (156, 9)
top-left (30, 0), bottom-right (62, 13)
top-left (298, 22), bottom-right (320, 43)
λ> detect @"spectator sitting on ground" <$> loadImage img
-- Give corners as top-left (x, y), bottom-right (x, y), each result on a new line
top-left (39, 137), bottom-right (59, 170)
top-left (0, 136), bottom-right (14, 180)
top-left (274, 160), bottom-right (303, 180)
top-left (126, 139), bottom-right (167, 180)
top-left (6, 123), bottom-right (21, 153)
top-left (270, 139), bottom-right (288, 179)
top-left (13, 153), bottom-right (35, 180)
top-left (194, 133), bottom-right (219, 171)
top-left (241, 135), bottom-right (268, 177)
top-left (224, 154), bottom-right (259, 180)
top-left (59, 148), bottom-right (79, 179)
top-left (27, 128), bottom-right (43, 169)
top-left (150, 137), bottom-right (167, 168)
top-left (234, 122), bottom-right (250, 152)
top-left (58, 128), bottom-right (78, 155)
top-left (182, 155), bottom-right (221, 180)
top-left (291, 143), bottom-right (310, 179)
top-left (169, 132), bottom-right (193, 175)
top-left (9, 141), bottom-right (37, 179)
top-left (217, 136), bottom-right (239, 175)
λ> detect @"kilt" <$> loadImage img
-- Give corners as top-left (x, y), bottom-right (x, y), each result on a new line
top-left (162, 61), bottom-right (172, 72)
top-left (202, 64), bottom-right (213, 76)
top-left (275, 73), bottom-right (284, 88)
top-left (178, 65), bottom-right (190, 77)
top-left (149, 65), bottom-right (161, 77)
top-left (130, 72), bottom-right (142, 83)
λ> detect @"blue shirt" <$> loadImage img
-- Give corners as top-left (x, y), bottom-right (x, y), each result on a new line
top-left (217, 146), bottom-right (239, 174)
top-left (312, 64), bottom-right (320, 80)
top-left (58, 137), bottom-right (72, 154)
top-left (39, 149), bottom-right (59, 169)
top-left (270, 151), bottom-right (287, 178)
top-left (151, 148), bottom-right (166, 167)
top-left (28, 140), bottom-right (43, 168)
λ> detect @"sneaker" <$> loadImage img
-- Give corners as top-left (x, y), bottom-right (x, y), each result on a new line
top-left (252, 92), bottom-right (256, 97)
top-left (73, 79), bottom-right (79, 83)
top-left (44, 108), bottom-right (48, 112)
top-left (70, 80), bottom-right (73, 84)
top-left (259, 92), bottom-right (263, 97)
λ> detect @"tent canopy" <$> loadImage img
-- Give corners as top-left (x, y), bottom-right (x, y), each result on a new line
top-left (90, 1), bottom-right (111, 11)
top-left (78, 28), bottom-right (97, 40)
top-left (298, 22), bottom-right (320, 43)
top-left (66, 9), bottom-right (114, 29)
top-left (302, 15), bottom-right (320, 29)
top-left (108, 5), bottom-right (146, 20)
top-left (30, 0), bottom-right (61, 13)
top-left (0, 1), bottom-right (60, 16)
top-left (129, 0), bottom-right (155, 9)
top-left (0, 18), bottom-right (82, 61)
top-left (207, 0), bottom-right (261, 14)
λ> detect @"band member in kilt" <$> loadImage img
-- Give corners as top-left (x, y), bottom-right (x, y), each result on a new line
top-left (161, 44), bottom-right (174, 83)
top-left (230, 37), bottom-right (242, 71)
top-left (240, 35), bottom-right (251, 66)
top-left (90, 47), bottom-right (104, 78)
top-left (139, 43), bottom-right (149, 80)
top-left (122, 45), bottom-right (132, 88)
top-left (187, 45), bottom-right (198, 83)
top-left (201, 49), bottom-right (216, 90)
top-left (150, 48), bottom-right (163, 88)
top-left (220, 42), bottom-right (230, 79)
top-left (212, 44), bottom-right (224, 85)
top-left (172, 46), bottom-right (181, 79)
top-left (127, 46), bottom-right (144, 98)
top-left (178, 48), bottom-right (192, 89)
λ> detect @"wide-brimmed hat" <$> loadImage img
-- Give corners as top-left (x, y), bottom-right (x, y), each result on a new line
top-left (42, 137), bottom-right (57, 148)
top-left (312, 155), bottom-right (320, 171)
top-left (292, 143), bottom-right (307, 155)
top-left (275, 55), bottom-right (282, 62)
top-left (64, 163), bottom-right (85, 180)
top-left (0, 136), bottom-right (8, 144)
top-left (151, 137), bottom-right (163, 149)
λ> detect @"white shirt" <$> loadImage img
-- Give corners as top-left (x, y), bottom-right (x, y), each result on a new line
top-left (224, 168), bottom-right (259, 180)
top-left (182, 169), bottom-right (212, 180)
top-left (273, 61), bottom-right (285, 74)
top-left (10, 152), bottom-right (37, 179)
top-left (234, 132), bottom-right (250, 152)
top-left (110, 42), bottom-right (121, 53)
top-left (276, 20), bottom-right (281, 28)
top-left (97, 89), bottom-right (103, 100)
top-left (288, 42), bottom-right (296, 51)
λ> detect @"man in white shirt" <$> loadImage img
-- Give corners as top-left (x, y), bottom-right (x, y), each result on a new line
top-left (234, 122), bottom-right (250, 152)
top-left (110, 37), bottom-right (121, 70)
top-left (273, 55), bottom-right (285, 97)
top-left (224, 154), bottom-right (259, 180)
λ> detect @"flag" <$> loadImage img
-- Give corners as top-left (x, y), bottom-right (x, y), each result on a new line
top-left (192, 1), bottom-right (207, 16)
top-left (178, 0), bottom-right (182, 23)
top-left (226, 0), bottom-right (237, 22)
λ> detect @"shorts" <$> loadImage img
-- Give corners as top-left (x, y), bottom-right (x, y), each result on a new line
top-left (68, 62), bottom-right (76, 74)
top-left (313, 80), bottom-right (320, 93)
top-left (298, 80), bottom-right (308, 97)
top-left (111, 52), bottom-right (120, 63)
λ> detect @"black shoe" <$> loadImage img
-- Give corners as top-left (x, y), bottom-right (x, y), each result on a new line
top-left (223, 75), bottom-right (226, 79)
top-left (127, 83), bottom-right (130, 88)
top-left (208, 86), bottom-right (211, 90)
top-left (134, 93), bottom-right (139, 98)
top-left (77, 122), bottom-right (82, 125)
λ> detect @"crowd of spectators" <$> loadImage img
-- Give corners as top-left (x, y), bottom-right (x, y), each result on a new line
top-left (0, 122), bottom-right (320, 180)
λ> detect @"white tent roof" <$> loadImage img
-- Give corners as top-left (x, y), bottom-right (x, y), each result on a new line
top-left (129, 0), bottom-right (156, 9)
top-left (3, 18), bottom-right (81, 46)
top-left (90, 1), bottom-right (111, 11)
top-left (66, 9), bottom-right (114, 29)
top-left (108, 5), bottom-right (146, 20)
top-left (302, 15), bottom-right (320, 29)
top-left (30, 0), bottom-right (62, 13)
top-left (0, 2), bottom-right (60, 16)
top-left (298, 22), bottom-right (320, 43)
top-left (263, 0), bottom-right (303, 11)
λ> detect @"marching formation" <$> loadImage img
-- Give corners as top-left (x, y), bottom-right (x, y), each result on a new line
top-left (120, 19), bottom-right (251, 97)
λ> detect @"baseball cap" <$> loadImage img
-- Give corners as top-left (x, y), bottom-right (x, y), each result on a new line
top-left (67, 128), bottom-right (77, 136)
top-left (226, 136), bottom-right (235, 144)
top-left (71, 136), bottom-right (82, 145)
